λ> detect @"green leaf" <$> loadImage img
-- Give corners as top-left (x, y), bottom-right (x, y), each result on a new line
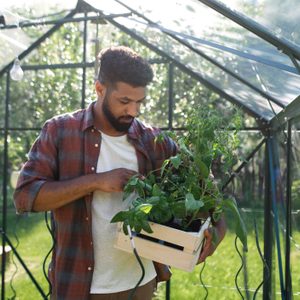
top-left (110, 211), bottom-right (129, 223)
top-left (147, 196), bottom-right (160, 205)
top-left (160, 159), bottom-right (170, 176)
top-left (178, 138), bottom-right (193, 157)
top-left (185, 193), bottom-right (204, 213)
top-left (128, 176), bottom-right (139, 186)
top-left (152, 184), bottom-right (161, 197)
top-left (170, 201), bottom-right (186, 219)
top-left (141, 219), bottom-right (153, 233)
top-left (194, 157), bottom-right (209, 178)
top-left (170, 155), bottom-right (181, 169)
top-left (222, 198), bottom-right (248, 251)
top-left (136, 203), bottom-right (153, 214)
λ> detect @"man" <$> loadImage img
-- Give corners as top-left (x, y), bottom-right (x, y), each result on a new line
top-left (14, 46), bottom-right (225, 300)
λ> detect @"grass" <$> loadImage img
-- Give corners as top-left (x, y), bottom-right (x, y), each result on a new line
top-left (2, 208), bottom-right (300, 299)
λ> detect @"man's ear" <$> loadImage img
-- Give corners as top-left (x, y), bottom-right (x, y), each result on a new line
top-left (95, 80), bottom-right (107, 100)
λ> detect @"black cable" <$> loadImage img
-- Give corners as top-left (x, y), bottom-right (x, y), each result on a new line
top-left (43, 211), bottom-right (56, 298)
top-left (199, 260), bottom-right (208, 300)
top-left (127, 248), bottom-right (145, 300)
top-left (253, 218), bottom-right (270, 300)
top-left (234, 236), bottom-right (245, 300)
top-left (8, 215), bottom-right (21, 300)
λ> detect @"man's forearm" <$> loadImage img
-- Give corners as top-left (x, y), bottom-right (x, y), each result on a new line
top-left (32, 168), bottom-right (137, 212)
top-left (33, 174), bottom-right (99, 212)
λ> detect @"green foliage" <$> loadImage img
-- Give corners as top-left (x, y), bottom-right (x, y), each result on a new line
top-left (111, 107), bottom-right (247, 249)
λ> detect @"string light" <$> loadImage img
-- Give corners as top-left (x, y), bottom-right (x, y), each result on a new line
top-left (10, 58), bottom-right (24, 81)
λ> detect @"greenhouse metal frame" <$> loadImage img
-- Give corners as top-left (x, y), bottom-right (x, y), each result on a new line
top-left (1, 0), bottom-right (300, 299)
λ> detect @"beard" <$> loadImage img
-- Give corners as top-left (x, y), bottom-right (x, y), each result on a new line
top-left (102, 96), bottom-right (134, 132)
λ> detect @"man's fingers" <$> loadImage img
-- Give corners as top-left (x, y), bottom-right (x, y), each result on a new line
top-left (198, 229), bottom-right (214, 263)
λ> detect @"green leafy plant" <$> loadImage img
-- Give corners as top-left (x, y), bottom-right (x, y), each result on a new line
top-left (111, 107), bottom-right (247, 250)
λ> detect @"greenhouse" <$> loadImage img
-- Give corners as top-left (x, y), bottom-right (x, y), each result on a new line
top-left (0, 0), bottom-right (300, 299)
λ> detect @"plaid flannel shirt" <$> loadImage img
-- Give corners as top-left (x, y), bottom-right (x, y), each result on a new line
top-left (13, 101), bottom-right (177, 300)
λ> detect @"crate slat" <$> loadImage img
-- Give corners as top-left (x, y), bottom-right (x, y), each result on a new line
top-left (114, 217), bottom-right (211, 272)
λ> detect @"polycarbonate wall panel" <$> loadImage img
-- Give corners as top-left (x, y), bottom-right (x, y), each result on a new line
top-left (0, 2), bottom-right (78, 72)
top-left (0, 75), bottom-right (6, 128)
top-left (111, 0), bottom-right (297, 67)
top-left (276, 122), bottom-right (300, 297)
top-left (22, 21), bottom-right (83, 66)
top-left (187, 41), bottom-right (300, 106)
top-left (219, 0), bottom-right (300, 47)
top-left (9, 68), bottom-right (83, 128)
top-left (98, 0), bottom-right (299, 112)
top-left (114, 16), bottom-right (283, 120)
top-left (223, 130), bottom-right (265, 204)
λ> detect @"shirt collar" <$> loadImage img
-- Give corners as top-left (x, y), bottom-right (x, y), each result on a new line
top-left (81, 101), bottom-right (96, 132)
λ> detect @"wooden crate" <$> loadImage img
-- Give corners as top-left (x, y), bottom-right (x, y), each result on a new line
top-left (114, 217), bottom-right (211, 272)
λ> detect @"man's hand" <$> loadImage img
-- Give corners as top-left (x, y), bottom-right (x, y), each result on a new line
top-left (197, 216), bottom-right (226, 263)
top-left (96, 168), bottom-right (137, 192)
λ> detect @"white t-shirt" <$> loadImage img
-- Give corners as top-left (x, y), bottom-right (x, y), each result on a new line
top-left (90, 132), bottom-right (156, 294)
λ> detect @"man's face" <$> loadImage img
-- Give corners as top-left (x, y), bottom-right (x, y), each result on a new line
top-left (101, 82), bottom-right (146, 132)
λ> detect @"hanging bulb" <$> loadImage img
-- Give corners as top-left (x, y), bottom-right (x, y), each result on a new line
top-left (10, 58), bottom-right (24, 81)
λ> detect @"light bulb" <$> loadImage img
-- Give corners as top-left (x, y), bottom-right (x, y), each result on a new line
top-left (10, 58), bottom-right (24, 81)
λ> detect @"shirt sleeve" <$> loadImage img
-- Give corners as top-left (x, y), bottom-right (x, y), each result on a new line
top-left (13, 119), bottom-right (58, 213)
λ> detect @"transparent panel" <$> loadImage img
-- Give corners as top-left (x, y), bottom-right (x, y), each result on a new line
top-left (187, 41), bottom-right (300, 107)
top-left (9, 68), bottom-right (82, 128)
top-left (110, 0), bottom-right (296, 68)
top-left (0, 76), bottom-right (5, 128)
top-left (0, 0), bottom-right (77, 71)
top-left (172, 66), bottom-right (257, 128)
top-left (220, 0), bottom-right (300, 46)
top-left (95, 0), bottom-right (299, 111)
top-left (22, 21), bottom-right (83, 65)
top-left (86, 21), bottom-right (160, 63)
top-left (139, 63), bottom-right (169, 128)
top-left (114, 16), bottom-right (283, 120)
top-left (290, 121), bottom-right (300, 294)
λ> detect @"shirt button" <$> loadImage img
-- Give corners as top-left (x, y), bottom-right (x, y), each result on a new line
top-left (86, 217), bottom-right (89, 221)
top-left (90, 241), bottom-right (93, 245)
top-left (87, 267), bottom-right (92, 271)
top-left (91, 129), bottom-right (94, 133)
top-left (95, 144), bottom-right (99, 147)
top-left (91, 167), bottom-right (95, 171)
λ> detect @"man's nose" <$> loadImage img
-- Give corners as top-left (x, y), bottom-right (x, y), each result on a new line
top-left (127, 102), bottom-right (140, 117)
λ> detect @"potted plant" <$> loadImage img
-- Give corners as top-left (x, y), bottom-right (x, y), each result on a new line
top-left (111, 107), bottom-right (247, 271)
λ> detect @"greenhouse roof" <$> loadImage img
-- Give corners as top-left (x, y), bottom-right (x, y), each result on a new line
top-left (1, 0), bottom-right (300, 124)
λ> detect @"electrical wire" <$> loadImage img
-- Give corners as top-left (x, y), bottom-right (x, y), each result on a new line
top-left (43, 211), bottom-right (56, 298)
top-left (199, 260), bottom-right (208, 300)
top-left (234, 236), bottom-right (245, 300)
top-left (7, 214), bottom-right (22, 300)
top-left (253, 217), bottom-right (270, 300)
top-left (126, 225), bottom-right (145, 300)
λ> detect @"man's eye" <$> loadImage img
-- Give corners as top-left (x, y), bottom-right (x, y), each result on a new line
top-left (120, 100), bottom-right (129, 104)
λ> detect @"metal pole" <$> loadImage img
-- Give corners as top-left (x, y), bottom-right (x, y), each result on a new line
top-left (263, 136), bottom-right (273, 300)
top-left (82, 12), bottom-right (87, 109)
top-left (285, 120), bottom-right (292, 300)
top-left (168, 63), bottom-right (174, 130)
top-left (166, 280), bottom-right (171, 300)
top-left (1, 71), bottom-right (10, 300)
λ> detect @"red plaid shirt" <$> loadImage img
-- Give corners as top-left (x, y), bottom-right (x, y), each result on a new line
top-left (14, 101), bottom-right (177, 300)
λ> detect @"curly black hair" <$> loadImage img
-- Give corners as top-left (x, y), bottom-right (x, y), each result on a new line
top-left (97, 46), bottom-right (153, 87)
